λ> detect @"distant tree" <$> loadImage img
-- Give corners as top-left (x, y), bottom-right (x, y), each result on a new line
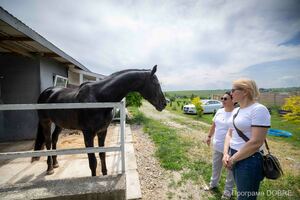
top-left (126, 92), bottom-right (142, 107)
top-left (282, 96), bottom-right (300, 124)
top-left (192, 97), bottom-right (203, 117)
top-left (190, 93), bottom-right (195, 100)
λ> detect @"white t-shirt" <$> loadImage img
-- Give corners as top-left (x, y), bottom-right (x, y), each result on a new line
top-left (212, 108), bottom-right (233, 152)
top-left (228, 103), bottom-right (271, 151)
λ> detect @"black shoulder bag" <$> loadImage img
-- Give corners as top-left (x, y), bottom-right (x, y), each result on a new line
top-left (233, 108), bottom-right (283, 179)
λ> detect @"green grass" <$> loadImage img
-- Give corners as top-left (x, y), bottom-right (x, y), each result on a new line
top-left (128, 106), bottom-right (300, 199)
top-left (167, 100), bottom-right (300, 147)
top-left (259, 173), bottom-right (300, 200)
top-left (166, 99), bottom-right (214, 125)
top-left (165, 90), bottom-right (228, 99)
top-left (268, 111), bottom-right (300, 147)
top-left (128, 106), bottom-right (189, 170)
top-left (128, 106), bottom-right (225, 198)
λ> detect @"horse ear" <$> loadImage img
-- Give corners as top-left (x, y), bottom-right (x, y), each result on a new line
top-left (150, 65), bottom-right (157, 76)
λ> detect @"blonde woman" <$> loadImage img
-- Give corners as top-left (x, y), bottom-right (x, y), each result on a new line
top-left (206, 92), bottom-right (235, 199)
top-left (223, 79), bottom-right (270, 200)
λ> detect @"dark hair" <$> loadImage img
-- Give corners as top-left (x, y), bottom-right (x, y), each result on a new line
top-left (224, 91), bottom-right (232, 99)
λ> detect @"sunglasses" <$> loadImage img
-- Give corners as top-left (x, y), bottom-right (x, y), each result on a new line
top-left (221, 97), bottom-right (228, 101)
top-left (231, 88), bottom-right (242, 93)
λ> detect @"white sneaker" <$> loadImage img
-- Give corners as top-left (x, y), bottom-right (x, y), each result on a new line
top-left (221, 190), bottom-right (232, 199)
top-left (204, 185), bottom-right (217, 191)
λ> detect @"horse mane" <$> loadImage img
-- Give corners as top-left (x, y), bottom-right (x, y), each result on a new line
top-left (78, 68), bottom-right (151, 89)
top-left (108, 69), bottom-right (150, 78)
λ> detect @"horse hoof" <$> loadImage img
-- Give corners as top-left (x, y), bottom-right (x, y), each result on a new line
top-left (46, 169), bottom-right (54, 175)
top-left (53, 163), bottom-right (59, 168)
top-left (31, 157), bottom-right (40, 163)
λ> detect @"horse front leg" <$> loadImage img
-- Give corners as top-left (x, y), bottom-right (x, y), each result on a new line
top-left (97, 130), bottom-right (108, 175)
top-left (51, 125), bottom-right (62, 168)
top-left (41, 121), bottom-right (54, 175)
top-left (83, 130), bottom-right (97, 176)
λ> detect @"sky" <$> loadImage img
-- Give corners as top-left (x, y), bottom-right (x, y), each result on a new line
top-left (1, 0), bottom-right (300, 91)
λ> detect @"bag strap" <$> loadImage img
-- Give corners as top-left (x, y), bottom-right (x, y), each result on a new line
top-left (264, 139), bottom-right (271, 154)
top-left (233, 108), bottom-right (249, 142)
top-left (233, 108), bottom-right (271, 154)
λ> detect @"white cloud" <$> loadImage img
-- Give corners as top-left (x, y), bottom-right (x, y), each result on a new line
top-left (1, 0), bottom-right (300, 90)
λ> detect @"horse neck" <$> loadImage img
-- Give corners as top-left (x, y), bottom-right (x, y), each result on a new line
top-left (92, 71), bottom-right (147, 102)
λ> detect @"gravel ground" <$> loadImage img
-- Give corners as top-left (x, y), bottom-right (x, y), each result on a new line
top-left (131, 102), bottom-right (213, 200)
top-left (131, 124), bottom-right (170, 200)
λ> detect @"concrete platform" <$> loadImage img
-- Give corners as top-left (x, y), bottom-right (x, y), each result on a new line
top-left (0, 124), bottom-right (141, 199)
top-left (0, 175), bottom-right (126, 200)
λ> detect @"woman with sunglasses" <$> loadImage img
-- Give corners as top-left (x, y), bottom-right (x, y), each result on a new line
top-left (223, 79), bottom-right (270, 200)
top-left (205, 91), bottom-right (235, 199)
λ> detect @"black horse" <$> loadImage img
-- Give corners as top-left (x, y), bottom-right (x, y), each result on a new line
top-left (32, 65), bottom-right (166, 176)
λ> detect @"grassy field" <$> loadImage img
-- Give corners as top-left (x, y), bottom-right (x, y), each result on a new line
top-left (167, 99), bottom-right (215, 125)
top-left (165, 90), bottom-right (226, 99)
top-left (166, 99), bottom-right (300, 147)
top-left (128, 105), bottom-right (300, 199)
top-left (165, 87), bottom-right (300, 99)
top-left (268, 111), bottom-right (300, 147)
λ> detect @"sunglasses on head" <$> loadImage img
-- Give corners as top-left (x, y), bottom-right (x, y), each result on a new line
top-left (221, 97), bottom-right (228, 101)
top-left (231, 88), bottom-right (242, 93)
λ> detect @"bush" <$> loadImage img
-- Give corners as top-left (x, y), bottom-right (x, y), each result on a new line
top-left (172, 105), bottom-right (177, 111)
top-left (191, 97), bottom-right (203, 117)
top-left (282, 96), bottom-right (300, 124)
top-left (126, 92), bottom-right (143, 107)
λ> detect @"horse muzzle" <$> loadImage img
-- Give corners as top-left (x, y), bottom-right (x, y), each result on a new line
top-left (156, 101), bottom-right (167, 111)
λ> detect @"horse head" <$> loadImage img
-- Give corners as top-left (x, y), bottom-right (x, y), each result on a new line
top-left (140, 65), bottom-right (167, 111)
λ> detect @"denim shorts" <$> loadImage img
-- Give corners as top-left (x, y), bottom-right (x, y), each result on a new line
top-left (230, 148), bottom-right (264, 200)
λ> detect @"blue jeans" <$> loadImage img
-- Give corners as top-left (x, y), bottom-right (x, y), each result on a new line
top-left (230, 148), bottom-right (264, 200)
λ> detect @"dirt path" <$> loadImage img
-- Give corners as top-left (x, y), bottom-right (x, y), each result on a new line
top-left (131, 102), bottom-right (214, 199)
top-left (134, 101), bottom-right (300, 199)
top-left (140, 102), bottom-right (210, 130)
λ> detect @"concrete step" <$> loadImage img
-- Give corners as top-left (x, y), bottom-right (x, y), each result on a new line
top-left (0, 174), bottom-right (126, 200)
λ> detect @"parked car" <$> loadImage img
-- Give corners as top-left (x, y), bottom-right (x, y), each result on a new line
top-left (183, 104), bottom-right (197, 114)
top-left (183, 99), bottom-right (222, 115)
top-left (201, 99), bottom-right (222, 114)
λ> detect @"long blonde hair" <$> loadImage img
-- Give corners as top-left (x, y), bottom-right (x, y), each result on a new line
top-left (233, 78), bottom-right (260, 100)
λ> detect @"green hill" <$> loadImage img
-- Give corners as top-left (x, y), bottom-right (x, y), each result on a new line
top-left (164, 90), bottom-right (227, 99)
top-left (164, 87), bottom-right (300, 99)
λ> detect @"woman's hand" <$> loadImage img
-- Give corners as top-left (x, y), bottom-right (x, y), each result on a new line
top-left (223, 153), bottom-right (230, 167)
top-left (226, 157), bottom-right (236, 170)
top-left (206, 136), bottom-right (211, 146)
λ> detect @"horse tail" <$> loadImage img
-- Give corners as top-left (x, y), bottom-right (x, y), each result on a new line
top-left (31, 122), bottom-right (45, 162)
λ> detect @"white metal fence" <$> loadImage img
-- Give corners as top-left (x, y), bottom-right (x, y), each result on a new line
top-left (0, 101), bottom-right (126, 174)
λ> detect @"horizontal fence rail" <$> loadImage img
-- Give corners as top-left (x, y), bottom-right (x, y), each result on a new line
top-left (0, 146), bottom-right (121, 160)
top-left (0, 102), bottom-right (122, 111)
top-left (0, 101), bottom-right (126, 174)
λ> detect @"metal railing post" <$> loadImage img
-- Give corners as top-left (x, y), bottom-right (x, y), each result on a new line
top-left (120, 99), bottom-right (126, 174)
